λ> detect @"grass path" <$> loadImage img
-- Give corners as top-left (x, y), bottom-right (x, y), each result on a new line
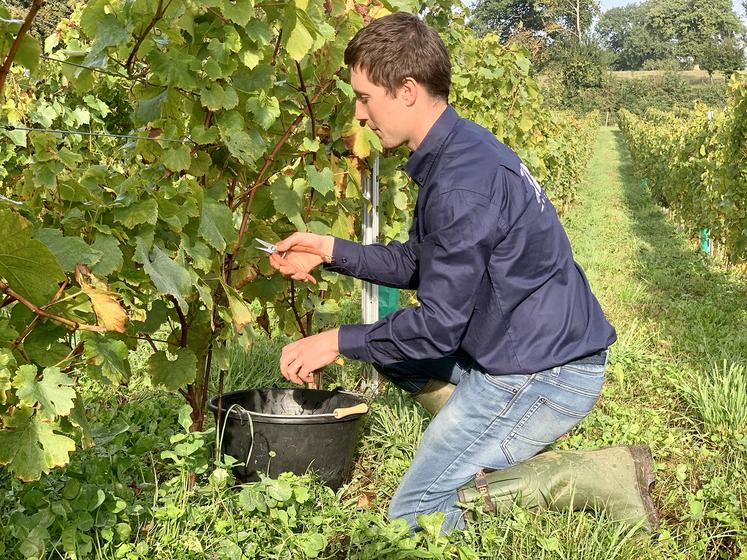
top-left (559, 127), bottom-right (746, 559)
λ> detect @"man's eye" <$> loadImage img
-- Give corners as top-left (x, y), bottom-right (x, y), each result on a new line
top-left (358, 98), bottom-right (368, 104)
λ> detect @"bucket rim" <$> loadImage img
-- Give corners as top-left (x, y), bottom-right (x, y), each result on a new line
top-left (207, 387), bottom-right (368, 420)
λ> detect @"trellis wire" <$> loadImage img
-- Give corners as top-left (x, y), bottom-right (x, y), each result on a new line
top-left (1, 123), bottom-right (194, 144)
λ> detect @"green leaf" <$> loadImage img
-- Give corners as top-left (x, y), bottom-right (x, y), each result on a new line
top-left (238, 486), bottom-right (268, 512)
top-left (222, 0), bottom-right (254, 26)
top-left (270, 176), bottom-right (303, 226)
top-left (81, 332), bottom-right (131, 384)
top-left (36, 229), bottom-right (102, 273)
top-left (0, 209), bottom-right (65, 305)
top-left (147, 348), bottom-right (197, 391)
top-left (241, 49), bottom-right (260, 69)
top-left (23, 323), bottom-right (70, 367)
top-left (14, 366), bottom-right (76, 421)
top-left (0, 406), bottom-right (76, 481)
top-left (91, 236), bottom-right (123, 276)
top-left (331, 212), bottom-right (353, 238)
top-left (246, 94), bottom-right (280, 130)
top-left (162, 145), bottom-right (192, 172)
top-left (201, 83), bottom-right (239, 111)
top-left (297, 533), bottom-right (327, 558)
top-left (136, 241), bottom-right (192, 313)
top-left (16, 34), bottom-right (40, 72)
top-left (134, 89), bottom-right (168, 126)
top-left (306, 165), bottom-right (334, 196)
top-left (286, 17), bottom-right (314, 62)
top-left (221, 128), bottom-right (266, 166)
top-left (148, 51), bottom-right (198, 90)
top-left (113, 199), bottom-right (158, 228)
top-left (199, 199), bottom-right (236, 252)
top-left (190, 125), bottom-right (219, 145)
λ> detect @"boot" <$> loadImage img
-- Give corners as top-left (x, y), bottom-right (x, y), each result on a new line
top-left (413, 379), bottom-right (456, 416)
top-left (457, 445), bottom-right (659, 532)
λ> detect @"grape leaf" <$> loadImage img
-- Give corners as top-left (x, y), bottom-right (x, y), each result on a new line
top-left (222, 282), bottom-right (254, 332)
top-left (36, 229), bottom-right (102, 273)
top-left (81, 332), bottom-right (131, 384)
top-left (246, 94), bottom-right (280, 130)
top-left (14, 366), bottom-right (76, 421)
top-left (270, 176), bottom-right (303, 227)
top-left (147, 348), bottom-right (197, 391)
top-left (286, 17), bottom-right (314, 62)
top-left (162, 145), bottom-right (192, 172)
top-left (0, 209), bottom-right (65, 305)
top-left (113, 199), bottom-right (158, 229)
top-left (199, 198), bottom-right (236, 252)
top-left (136, 241), bottom-right (192, 313)
top-left (77, 271), bottom-right (127, 333)
top-left (222, 0), bottom-right (254, 25)
top-left (148, 51), bottom-right (199, 90)
top-left (0, 406), bottom-right (76, 481)
top-left (91, 236), bottom-right (124, 276)
top-left (16, 34), bottom-right (40, 72)
top-left (306, 165), bottom-right (334, 196)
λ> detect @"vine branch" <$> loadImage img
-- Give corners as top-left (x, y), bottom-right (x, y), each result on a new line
top-left (0, 0), bottom-right (44, 98)
top-left (167, 295), bottom-right (189, 348)
top-left (296, 61), bottom-right (317, 140)
top-left (0, 280), bottom-right (105, 333)
top-left (287, 282), bottom-right (307, 338)
top-left (125, 0), bottom-right (171, 73)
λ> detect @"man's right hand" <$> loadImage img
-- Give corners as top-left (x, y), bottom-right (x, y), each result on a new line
top-left (269, 233), bottom-right (335, 284)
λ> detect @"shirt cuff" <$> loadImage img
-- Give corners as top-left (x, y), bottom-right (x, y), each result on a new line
top-left (322, 237), bottom-right (358, 274)
top-left (338, 324), bottom-right (372, 363)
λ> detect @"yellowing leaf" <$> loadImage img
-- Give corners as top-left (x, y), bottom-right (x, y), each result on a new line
top-left (76, 267), bottom-right (127, 333)
top-left (222, 282), bottom-right (255, 332)
top-left (343, 119), bottom-right (382, 158)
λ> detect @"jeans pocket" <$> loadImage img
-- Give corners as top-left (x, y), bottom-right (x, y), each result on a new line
top-left (481, 373), bottom-right (533, 416)
top-left (500, 391), bottom-right (599, 465)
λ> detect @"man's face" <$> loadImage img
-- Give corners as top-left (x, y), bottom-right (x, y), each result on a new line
top-left (351, 67), bottom-right (410, 150)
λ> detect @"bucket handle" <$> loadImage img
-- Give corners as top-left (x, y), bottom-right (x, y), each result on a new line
top-left (332, 403), bottom-right (369, 419)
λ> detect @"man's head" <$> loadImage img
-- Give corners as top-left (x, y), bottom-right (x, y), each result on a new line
top-left (344, 13), bottom-right (451, 150)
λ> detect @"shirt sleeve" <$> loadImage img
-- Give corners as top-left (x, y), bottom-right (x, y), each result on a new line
top-left (338, 188), bottom-right (504, 365)
top-left (324, 221), bottom-right (420, 290)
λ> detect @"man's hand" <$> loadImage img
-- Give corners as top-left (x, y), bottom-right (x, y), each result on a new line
top-left (269, 233), bottom-right (335, 284)
top-left (280, 328), bottom-right (340, 385)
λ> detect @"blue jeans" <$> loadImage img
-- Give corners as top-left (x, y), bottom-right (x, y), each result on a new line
top-left (375, 354), bottom-right (607, 533)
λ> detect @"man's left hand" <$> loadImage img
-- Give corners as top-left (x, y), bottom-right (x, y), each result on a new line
top-left (280, 328), bottom-right (340, 385)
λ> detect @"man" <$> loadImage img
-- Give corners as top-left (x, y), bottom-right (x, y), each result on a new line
top-left (269, 12), bottom-right (658, 533)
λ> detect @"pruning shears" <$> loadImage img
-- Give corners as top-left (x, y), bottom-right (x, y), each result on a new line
top-left (255, 238), bottom-right (285, 257)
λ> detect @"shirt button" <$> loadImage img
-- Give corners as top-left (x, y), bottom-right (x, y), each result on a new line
top-left (342, 258), bottom-right (348, 264)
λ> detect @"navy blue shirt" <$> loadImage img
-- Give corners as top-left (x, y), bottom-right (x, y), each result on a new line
top-left (327, 106), bottom-right (616, 375)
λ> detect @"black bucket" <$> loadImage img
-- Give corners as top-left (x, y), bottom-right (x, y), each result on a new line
top-left (208, 388), bottom-right (368, 489)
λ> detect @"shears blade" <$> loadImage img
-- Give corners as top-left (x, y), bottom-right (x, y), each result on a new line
top-left (254, 238), bottom-right (277, 254)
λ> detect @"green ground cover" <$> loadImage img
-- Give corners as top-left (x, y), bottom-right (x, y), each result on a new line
top-left (0, 128), bottom-right (744, 558)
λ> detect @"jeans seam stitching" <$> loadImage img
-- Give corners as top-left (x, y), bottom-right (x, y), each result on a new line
top-left (536, 377), bottom-right (603, 398)
top-left (413, 410), bottom-right (511, 514)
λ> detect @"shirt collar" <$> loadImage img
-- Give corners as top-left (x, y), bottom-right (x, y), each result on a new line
top-left (403, 105), bottom-right (460, 188)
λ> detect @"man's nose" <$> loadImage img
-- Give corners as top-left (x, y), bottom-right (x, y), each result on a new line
top-left (354, 100), bottom-right (368, 123)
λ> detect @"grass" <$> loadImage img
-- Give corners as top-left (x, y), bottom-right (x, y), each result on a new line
top-left (1, 128), bottom-right (746, 558)
top-left (609, 69), bottom-right (727, 84)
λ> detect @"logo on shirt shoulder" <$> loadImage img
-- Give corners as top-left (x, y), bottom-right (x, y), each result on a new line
top-left (519, 163), bottom-right (546, 212)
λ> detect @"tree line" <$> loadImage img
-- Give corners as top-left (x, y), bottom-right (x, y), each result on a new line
top-left (470, 0), bottom-right (746, 76)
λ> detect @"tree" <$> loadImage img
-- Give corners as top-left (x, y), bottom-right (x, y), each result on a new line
top-left (596, 4), bottom-right (672, 70)
top-left (698, 36), bottom-right (745, 78)
top-left (470, 0), bottom-right (545, 42)
top-left (646, 0), bottom-right (744, 63)
top-left (469, 0), bottom-right (598, 44)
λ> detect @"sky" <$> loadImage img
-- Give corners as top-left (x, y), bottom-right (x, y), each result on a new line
top-left (599, 0), bottom-right (746, 21)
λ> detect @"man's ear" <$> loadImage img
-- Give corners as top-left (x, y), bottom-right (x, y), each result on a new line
top-left (399, 77), bottom-right (419, 107)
